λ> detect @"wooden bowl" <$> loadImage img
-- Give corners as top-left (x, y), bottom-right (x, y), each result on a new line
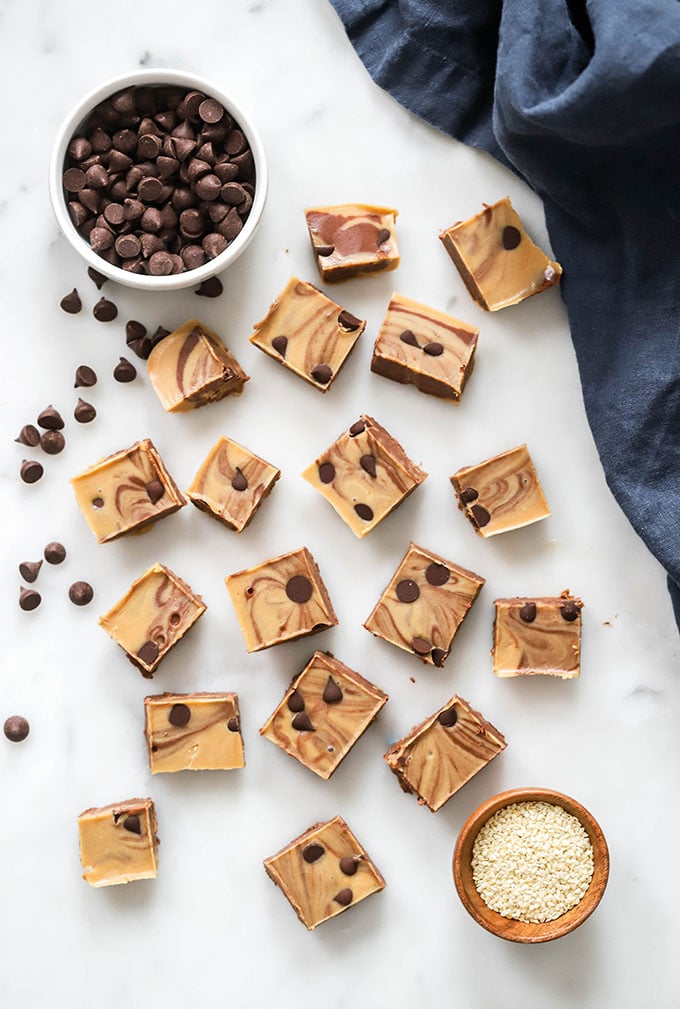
top-left (453, 787), bottom-right (609, 943)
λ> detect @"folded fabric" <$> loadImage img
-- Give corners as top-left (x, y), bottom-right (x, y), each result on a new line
top-left (329, 0), bottom-right (680, 630)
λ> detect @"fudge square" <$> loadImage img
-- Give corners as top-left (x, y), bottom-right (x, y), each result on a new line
top-left (371, 293), bottom-right (478, 401)
top-left (384, 695), bottom-right (507, 812)
top-left (260, 651), bottom-right (388, 780)
top-left (301, 415), bottom-right (427, 539)
top-left (70, 438), bottom-right (186, 544)
top-left (147, 318), bottom-right (249, 412)
top-left (364, 542), bottom-right (485, 666)
top-left (99, 563), bottom-right (206, 677)
top-left (450, 444), bottom-right (551, 537)
top-left (493, 592), bottom-right (584, 679)
top-left (78, 797), bottom-right (159, 887)
top-left (225, 547), bottom-right (338, 652)
top-left (249, 276), bottom-right (365, 391)
top-left (439, 197), bottom-right (562, 311)
top-left (186, 436), bottom-right (280, 532)
top-left (304, 203), bottom-right (399, 282)
top-left (145, 692), bottom-right (244, 773)
top-left (263, 815), bottom-right (386, 929)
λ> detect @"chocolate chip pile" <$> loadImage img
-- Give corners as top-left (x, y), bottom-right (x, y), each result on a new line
top-left (63, 85), bottom-right (255, 276)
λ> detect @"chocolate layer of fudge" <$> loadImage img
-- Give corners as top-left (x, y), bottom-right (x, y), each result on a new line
top-left (78, 797), bottom-right (159, 887)
top-left (249, 276), bottom-right (365, 391)
top-left (186, 436), bottom-right (280, 532)
top-left (71, 438), bottom-right (185, 543)
top-left (493, 592), bottom-right (583, 678)
top-left (145, 692), bottom-right (244, 773)
top-left (260, 651), bottom-right (388, 780)
top-left (263, 815), bottom-right (386, 929)
top-left (364, 542), bottom-right (485, 666)
top-left (385, 695), bottom-right (507, 812)
top-left (301, 415), bottom-right (427, 539)
top-left (225, 547), bottom-right (337, 652)
top-left (147, 319), bottom-right (249, 412)
top-left (371, 293), bottom-right (478, 401)
top-left (305, 203), bottom-right (399, 282)
top-left (99, 563), bottom-right (206, 677)
top-left (439, 197), bottom-right (562, 311)
top-left (450, 444), bottom-right (551, 537)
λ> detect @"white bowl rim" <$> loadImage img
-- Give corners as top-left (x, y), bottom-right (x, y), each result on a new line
top-left (48, 67), bottom-right (268, 292)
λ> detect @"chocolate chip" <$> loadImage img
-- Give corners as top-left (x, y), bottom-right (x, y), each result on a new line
top-left (285, 575), bottom-right (313, 604)
top-left (411, 636), bottom-right (432, 655)
top-left (471, 504), bottom-right (491, 528)
top-left (318, 462), bottom-right (335, 484)
top-left (93, 297), bottom-right (118, 322)
top-left (148, 250), bottom-right (173, 275)
top-left (74, 365), bottom-right (97, 388)
top-left (220, 182), bottom-right (246, 205)
top-left (195, 276), bottom-right (223, 298)
top-left (126, 320), bottom-right (147, 344)
top-left (292, 711), bottom-right (315, 732)
top-left (199, 98), bottom-right (224, 124)
top-left (519, 601), bottom-right (537, 623)
top-left (69, 581), bottom-right (94, 606)
top-left (74, 398), bottom-right (96, 423)
top-left (19, 560), bottom-right (42, 583)
top-left (432, 648), bottom-right (447, 667)
top-left (3, 716), bottom-right (29, 743)
top-left (425, 563), bottom-right (450, 586)
top-left (20, 460), bottom-right (43, 484)
top-left (502, 225), bottom-right (522, 250)
top-left (322, 676), bottom-right (343, 704)
top-left (60, 288), bottom-right (82, 314)
top-left (87, 267), bottom-right (107, 289)
top-left (123, 815), bottom-right (141, 835)
top-left (396, 579), bottom-right (420, 603)
top-left (231, 468), bottom-right (248, 491)
top-left (37, 406), bottom-right (64, 431)
top-left (302, 843), bottom-right (324, 863)
top-left (315, 245), bottom-right (334, 257)
top-left (399, 329), bottom-right (420, 347)
top-left (460, 486), bottom-right (478, 505)
top-left (63, 167), bottom-right (86, 192)
top-left (227, 716), bottom-right (240, 732)
top-left (423, 342), bottom-right (444, 356)
top-left (168, 703), bottom-right (191, 727)
top-left (354, 503), bottom-right (373, 522)
top-left (287, 690), bottom-right (305, 713)
top-left (358, 455), bottom-right (378, 480)
top-left (19, 587), bottom-right (41, 611)
top-left (15, 425), bottom-right (40, 447)
top-left (560, 600), bottom-right (581, 622)
top-left (337, 310), bottom-right (362, 331)
top-left (146, 479), bottom-right (165, 503)
top-left (138, 640), bottom-right (159, 665)
top-left (311, 363), bottom-right (333, 385)
top-left (113, 357), bottom-right (137, 382)
top-left (438, 706), bottom-right (458, 727)
top-left (349, 420), bottom-right (365, 436)
top-left (333, 888), bottom-right (353, 906)
top-left (271, 335), bottom-right (288, 357)
top-left (44, 541), bottom-right (66, 565)
top-left (376, 228), bottom-right (390, 245)
top-left (92, 497), bottom-right (104, 508)
top-left (339, 856), bottom-right (358, 876)
top-left (40, 430), bottom-right (65, 455)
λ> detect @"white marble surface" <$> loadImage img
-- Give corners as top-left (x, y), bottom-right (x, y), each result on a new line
top-left (1, 1), bottom-right (678, 1004)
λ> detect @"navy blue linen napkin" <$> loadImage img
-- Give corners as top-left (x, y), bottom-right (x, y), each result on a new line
top-left (329, 0), bottom-right (680, 630)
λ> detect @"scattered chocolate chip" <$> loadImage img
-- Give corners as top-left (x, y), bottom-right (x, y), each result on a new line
top-left (333, 888), bottom-right (353, 906)
top-left (560, 600), bottom-right (581, 622)
top-left (227, 716), bottom-right (240, 732)
top-left (311, 363), bottom-right (333, 385)
top-left (285, 575), bottom-right (313, 604)
top-left (425, 563), bottom-right (450, 587)
top-left (396, 579), bottom-right (420, 603)
top-left (20, 460), bottom-right (43, 484)
top-left (423, 342), bottom-right (444, 356)
top-left (302, 843), bottom-right (325, 864)
top-left (339, 856), bottom-right (359, 876)
top-left (40, 430), bottom-right (65, 455)
top-left (438, 706), bottom-right (458, 727)
top-left (168, 703), bottom-right (191, 727)
top-left (231, 468), bottom-right (248, 491)
top-left (15, 424), bottom-right (40, 447)
top-left (19, 560), bottom-right (42, 583)
top-left (411, 636), bottom-right (432, 656)
top-left (138, 640), bottom-right (159, 665)
top-left (44, 542), bottom-right (66, 565)
top-left (37, 406), bottom-right (64, 431)
top-left (113, 357), bottom-right (137, 382)
top-left (431, 648), bottom-right (447, 667)
top-left (337, 310), bottom-right (362, 331)
top-left (195, 276), bottom-right (223, 297)
top-left (60, 288), bottom-right (82, 314)
top-left (74, 365), bottom-right (97, 388)
top-left (4, 716), bottom-right (30, 742)
top-left (150, 326), bottom-right (170, 348)
top-left (318, 462), bottom-right (335, 484)
top-left (292, 711), bottom-right (315, 732)
top-left (349, 420), bottom-right (365, 436)
top-left (126, 320), bottom-right (147, 344)
top-left (519, 601), bottom-right (537, 623)
top-left (19, 587), bottom-right (41, 611)
top-left (399, 329), bottom-right (420, 347)
top-left (322, 676), bottom-right (343, 704)
top-left (502, 225), bottom-right (522, 250)
top-left (287, 690), bottom-right (305, 713)
top-left (93, 297), bottom-right (118, 322)
top-left (271, 335), bottom-right (288, 357)
top-left (354, 503), bottom-right (373, 522)
top-left (376, 228), bottom-right (391, 245)
top-left (359, 454), bottom-right (377, 478)
top-left (471, 504), bottom-right (491, 528)
top-left (123, 815), bottom-right (141, 835)
top-left (69, 581), bottom-right (94, 606)
top-left (143, 480), bottom-right (164, 504)
top-left (315, 245), bottom-right (334, 257)
top-left (74, 398), bottom-right (96, 423)
top-left (460, 486), bottom-right (478, 505)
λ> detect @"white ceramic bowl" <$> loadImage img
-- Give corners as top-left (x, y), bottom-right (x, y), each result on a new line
top-left (48, 68), bottom-right (267, 291)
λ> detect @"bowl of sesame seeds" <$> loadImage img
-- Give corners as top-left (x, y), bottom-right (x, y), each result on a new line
top-left (453, 787), bottom-right (609, 943)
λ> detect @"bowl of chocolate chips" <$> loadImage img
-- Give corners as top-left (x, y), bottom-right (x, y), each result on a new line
top-left (49, 69), bottom-right (267, 290)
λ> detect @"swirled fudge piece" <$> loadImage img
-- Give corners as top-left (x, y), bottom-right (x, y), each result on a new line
top-left (147, 319), bottom-right (249, 412)
top-left (450, 444), bottom-right (550, 537)
top-left (260, 651), bottom-right (388, 780)
top-left (186, 436), bottom-right (280, 532)
top-left (70, 438), bottom-right (186, 543)
top-left (263, 815), bottom-right (385, 929)
top-left (439, 197), bottom-right (562, 311)
top-left (301, 415), bottom-right (427, 539)
top-left (371, 293), bottom-right (478, 401)
top-left (384, 695), bottom-right (506, 812)
top-left (305, 203), bottom-right (399, 282)
top-left (493, 592), bottom-right (583, 679)
top-left (99, 563), bottom-right (206, 677)
top-left (78, 797), bottom-right (159, 887)
top-left (364, 542), bottom-right (484, 666)
top-left (225, 547), bottom-right (337, 653)
top-left (249, 277), bottom-right (365, 391)
top-left (145, 692), bottom-right (244, 773)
